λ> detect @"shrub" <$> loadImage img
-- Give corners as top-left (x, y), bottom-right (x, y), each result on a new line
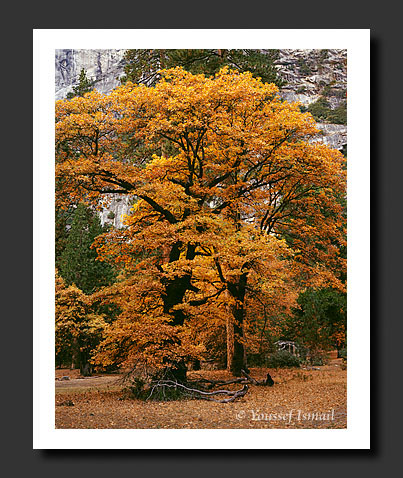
top-left (306, 97), bottom-right (347, 125)
top-left (334, 88), bottom-right (347, 99)
top-left (302, 348), bottom-right (329, 366)
top-left (247, 352), bottom-right (267, 367)
top-left (123, 377), bottom-right (148, 400)
top-left (321, 84), bottom-right (332, 97)
top-left (267, 350), bottom-right (301, 368)
top-left (338, 348), bottom-right (347, 361)
top-left (319, 49), bottom-right (329, 61)
top-left (309, 353), bottom-right (326, 366)
top-left (327, 101), bottom-right (347, 125)
top-left (307, 97), bottom-right (332, 122)
top-left (297, 58), bottom-right (312, 76)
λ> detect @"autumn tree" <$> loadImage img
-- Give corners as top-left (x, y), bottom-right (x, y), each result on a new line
top-left (55, 67), bottom-right (346, 381)
top-left (212, 228), bottom-right (301, 372)
top-left (55, 271), bottom-right (108, 374)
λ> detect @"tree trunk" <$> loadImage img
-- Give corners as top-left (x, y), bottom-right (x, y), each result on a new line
top-left (70, 337), bottom-right (80, 370)
top-left (227, 272), bottom-right (248, 376)
top-left (226, 312), bottom-right (234, 371)
top-left (161, 242), bottom-right (196, 324)
top-left (158, 242), bottom-right (197, 382)
top-left (231, 317), bottom-right (245, 377)
top-left (80, 362), bottom-right (92, 377)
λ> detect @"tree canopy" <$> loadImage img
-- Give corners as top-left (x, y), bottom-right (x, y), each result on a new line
top-left (55, 67), bottom-right (346, 379)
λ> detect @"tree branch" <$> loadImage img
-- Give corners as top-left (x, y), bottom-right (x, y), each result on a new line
top-left (138, 194), bottom-right (178, 224)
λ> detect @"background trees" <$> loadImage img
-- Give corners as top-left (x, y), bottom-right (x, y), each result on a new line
top-left (55, 67), bottom-right (346, 381)
top-left (57, 203), bottom-right (116, 294)
top-left (120, 49), bottom-right (285, 87)
top-left (56, 71), bottom-right (119, 371)
top-left (55, 272), bottom-right (109, 374)
top-left (66, 68), bottom-right (96, 99)
top-left (56, 68), bottom-right (117, 295)
top-left (282, 287), bottom-right (347, 358)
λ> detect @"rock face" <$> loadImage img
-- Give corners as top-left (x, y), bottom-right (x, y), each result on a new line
top-left (55, 49), bottom-right (126, 100)
top-left (313, 123), bottom-right (347, 151)
top-left (55, 49), bottom-right (347, 227)
top-left (99, 194), bottom-right (133, 229)
top-left (274, 49), bottom-right (347, 151)
top-left (275, 49), bottom-right (347, 106)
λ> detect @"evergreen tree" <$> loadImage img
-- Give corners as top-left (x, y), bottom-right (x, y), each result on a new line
top-left (67, 68), bottom-right (95, 99)
top-left (58, 203), bottom-right (116, 294)
top-left (121, 49), bottom-right (285, 87)
top-left (55, 206), bottom-right (71, 263)
top-left (282, 287), bottom-right (347, 357)
top-left (57, 68), bottom-right (96, 262)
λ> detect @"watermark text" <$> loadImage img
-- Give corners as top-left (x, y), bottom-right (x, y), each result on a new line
top-left (236, 409), bottom-right (335, 423)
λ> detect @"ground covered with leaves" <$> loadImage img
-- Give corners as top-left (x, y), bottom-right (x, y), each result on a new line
top-left (55, 366), bottom-right (346, 429)
top-left (55, 366), bottom-right (347, 429)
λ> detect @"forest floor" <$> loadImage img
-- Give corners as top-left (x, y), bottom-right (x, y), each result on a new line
top-left (55, 365), bottom-right (347, 429)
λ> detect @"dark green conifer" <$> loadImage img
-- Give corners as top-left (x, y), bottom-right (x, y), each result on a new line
top-left (121, 49), bottom-right (285, 87)
top-left (67, 68), bottom-right (95, 99)
top-left (58, 204), bottom-right (116, 294)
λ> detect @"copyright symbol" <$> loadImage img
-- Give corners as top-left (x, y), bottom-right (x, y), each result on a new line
top-left (236, 410), bottom-right (246, 420)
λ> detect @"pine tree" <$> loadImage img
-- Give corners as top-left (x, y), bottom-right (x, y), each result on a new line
top-left (66, 68), bottom-right (95, 99)
top-left (57, 68), bottom-right (96, 261)
top-left (58, 203), bottom-right (116, 294)
top-left (121, 49), bottom-right (285, 87)
top-left (283, 287), bottom-right (347, 359)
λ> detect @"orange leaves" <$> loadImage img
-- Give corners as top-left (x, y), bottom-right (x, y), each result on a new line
top-left (55, 67), bottom-right (347, 375)
top-left (55, 270), bottom-right (108, 362)
top-left (55, 67), bottom-right (345, 231)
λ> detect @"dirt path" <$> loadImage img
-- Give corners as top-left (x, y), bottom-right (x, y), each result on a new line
top-left (56, 373), bottom-right (122, 393)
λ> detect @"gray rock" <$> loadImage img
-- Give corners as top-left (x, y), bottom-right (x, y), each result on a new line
top-left (99, 193), bottom-right (134, 229)
top-left (314, 123), bottom-right (347, 151)
top-left (55, 49), bottom-right (126, 100)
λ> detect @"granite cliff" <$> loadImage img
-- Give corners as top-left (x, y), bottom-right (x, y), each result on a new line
top-left (55, 49), bottom-right (126, 100)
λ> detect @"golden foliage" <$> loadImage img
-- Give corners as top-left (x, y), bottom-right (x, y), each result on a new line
top-left (55, 271), bottom-right (108, 366)
top-left (55, 68), bottom-right (347, 374)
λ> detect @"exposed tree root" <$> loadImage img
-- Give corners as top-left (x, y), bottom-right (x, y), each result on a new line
top-left (144, 369), bottom-right (274, 402)
top-left (147, 379), bottom-right (249, 403)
